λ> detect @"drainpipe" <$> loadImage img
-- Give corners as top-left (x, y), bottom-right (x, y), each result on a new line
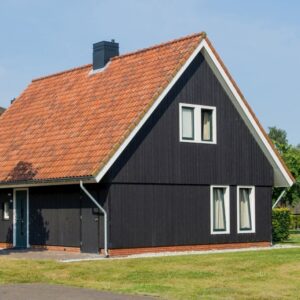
top-left (272, 188), bottom-right (288, 209)
top-left (80, 181), bottom-right (108, 257)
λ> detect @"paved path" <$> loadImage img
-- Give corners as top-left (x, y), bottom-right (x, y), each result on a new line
top-left (0, 284), bottom-right (155, 300)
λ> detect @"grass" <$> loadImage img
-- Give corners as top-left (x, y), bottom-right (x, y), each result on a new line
top-left (282, 230), bottom-right (300, 245)
top-left (1, 248), bottom-right (300, 299)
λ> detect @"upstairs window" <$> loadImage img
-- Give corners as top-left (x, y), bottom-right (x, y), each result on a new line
top-left (210, 186), bottom-right (230, 234)
top-left (237, 186), bottom-right (255, 233)
top-left (201, 109), bottom-right (213, 142)
top-left (179, 103), bottom-right (216, 143)
top-left (181, 107), bottom-right (194, 140)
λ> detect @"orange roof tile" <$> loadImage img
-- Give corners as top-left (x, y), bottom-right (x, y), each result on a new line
top-left (0, 33), bottom-right (205, 183)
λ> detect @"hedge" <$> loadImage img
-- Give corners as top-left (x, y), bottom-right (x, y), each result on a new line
top-left (290, 214), bottom-right (300, 230)
top-left (272, 208), bottom-right (291, 242)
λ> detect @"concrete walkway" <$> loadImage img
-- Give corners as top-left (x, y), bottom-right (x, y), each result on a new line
top-left (0, 284), bottom-right (155, 300)
top-left (0, 248), bottom-right (102, 261)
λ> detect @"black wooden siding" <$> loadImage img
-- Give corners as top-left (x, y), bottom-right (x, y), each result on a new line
top-left (105, 52), bottom-right (273, 186)
top-left (109, 184), bottom-right (272, 249)
top-left (105, 51), bottom-right (274, 249)
top-left (28, 184), bottom-right (108, 249)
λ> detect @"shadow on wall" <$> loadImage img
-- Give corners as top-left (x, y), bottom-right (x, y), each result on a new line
top-left (30, 209), bottom-right (49, 246)
top-left (5, 161), bottom-right (38, 182)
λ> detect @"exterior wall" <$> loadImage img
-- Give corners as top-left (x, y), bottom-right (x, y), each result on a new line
top-left (0, 189), bottom-right (13, 245)
top-left (109, 184), bottom-right (272, 249)
top-left (105, 51), bottom-right (274, 249)
top-left (104, 52), bottom-right (273, 186)
top-left (28, 184), bottom-right (108, 251)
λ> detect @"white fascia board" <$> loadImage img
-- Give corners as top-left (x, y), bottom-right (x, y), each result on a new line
top-left (0, 178), bottom-right (96, 189)
top-left (95, 38), bottom-right (293, 187)
top-left (201, 40), bottom-right (293, 187)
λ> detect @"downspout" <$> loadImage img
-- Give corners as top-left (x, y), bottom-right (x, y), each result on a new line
top-left (272, 188), bottom-right (288, 209)
top-left (80, 181), bottom-right (108, 257)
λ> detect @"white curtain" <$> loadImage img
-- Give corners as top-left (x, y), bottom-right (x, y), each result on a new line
top-left (240, 189), bottom-right (252, 230)
top-left (202, 110), bottom-right (212, 141)
top-left (213, 188), bottom-right (226, 230)
top-left (182, 107), bottom-right (194, 139)
top-left (3, 202), bottom-right (9, 219)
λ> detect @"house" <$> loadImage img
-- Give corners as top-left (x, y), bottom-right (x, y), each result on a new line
top-left (0, 32), bottom-right (295, 256)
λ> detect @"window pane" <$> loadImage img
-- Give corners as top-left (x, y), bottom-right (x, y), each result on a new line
top-left (239, 188), bottom-right (252, 230)
top-left (182, 107), bottom-right (194, 140)
top-left (213, 188), bottom-right (226, 231)
top-left (3, 201), bottom-right (9, 220)
top-left (202, 109), bottom-right (213, 141)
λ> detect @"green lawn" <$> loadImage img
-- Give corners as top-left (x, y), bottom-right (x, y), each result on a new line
top-left (1, 248), bottom-right (300, 299)
top-left (286, 231), bottom-right (300, 245)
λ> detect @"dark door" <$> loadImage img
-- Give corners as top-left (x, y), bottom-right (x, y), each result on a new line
top-left (80, 194), bottom-right (99, 253)
top-left (15, 190), bottom-right (28, 248)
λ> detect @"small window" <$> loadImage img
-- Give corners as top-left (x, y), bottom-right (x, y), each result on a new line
top-left (181, 107), bottom-right (194, 140)
top-left (237, 187), bottom-right (255, 233)
top-left (3, 201), bottom-right (9, 220)
top-left (201, 109), bottom-right (213, 141)
top-left (179, 103), bottom-right (216, 143)
top-left (211, 186), bottom-right (230, 234)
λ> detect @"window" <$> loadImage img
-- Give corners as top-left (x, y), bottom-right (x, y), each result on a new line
top-left (181, 107), bottom-right (194, 140)
top-left (210, 186), bottom-right (230, 234)
top-left (179, 103), bottom-right (216, 143)
top-left (3, 201), bottom-right (9, 220)
top-left (201, 109), bottom-right (213, 141)
top-left (237, 186), bottom-right (255, 233)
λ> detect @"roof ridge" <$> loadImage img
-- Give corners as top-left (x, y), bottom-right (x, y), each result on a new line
top-left (31, 32), bottom-right (206, 83)
top-left (111, 32), bottom-right (206, 61)
top-left (32, 64), bottom-right (92, 82)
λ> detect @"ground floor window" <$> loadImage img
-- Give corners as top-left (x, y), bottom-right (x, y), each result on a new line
top-left (210, 186), bottom-right (230, 234)
top-left (237, 186), bottom-right (255, 233)
top-left (3, 201), bottom-right (9, 220)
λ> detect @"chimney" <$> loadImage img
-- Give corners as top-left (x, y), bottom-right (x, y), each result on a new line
top-left (93, 39), bottom-right (119, 70)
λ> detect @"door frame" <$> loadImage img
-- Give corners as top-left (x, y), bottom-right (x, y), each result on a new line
top-left (13, 188), bottom-right (29, 248)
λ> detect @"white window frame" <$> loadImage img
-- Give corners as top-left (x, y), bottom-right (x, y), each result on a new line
top-left (237, 186), bottom-right (256, 234)
top-left (179, 103), bottom-right (217, 144)
top-left (210, 185), bottom-right (230, 234)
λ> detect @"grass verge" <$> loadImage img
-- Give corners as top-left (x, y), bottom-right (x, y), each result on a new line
top-left (0, 248), bottom-right (300, 299)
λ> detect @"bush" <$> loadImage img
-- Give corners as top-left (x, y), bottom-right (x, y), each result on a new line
top-left (290, 214), bottom-right (300, 230)
top-left (272, 208), bottom-right (291, 242)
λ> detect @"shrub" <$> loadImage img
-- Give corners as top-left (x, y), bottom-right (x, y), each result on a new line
top-left (272, 208), bottom-right (291, 242)
top-left (290, 214), bottom-right (300, 230)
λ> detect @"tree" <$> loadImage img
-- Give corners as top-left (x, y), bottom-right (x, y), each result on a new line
top-left (268, 127), bottom-right (300, 206)
top-left (268, 126), bottom-right (288, 148)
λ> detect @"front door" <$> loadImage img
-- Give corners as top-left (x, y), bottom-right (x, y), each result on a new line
top-left (15, 190), bottom-right (28, 248)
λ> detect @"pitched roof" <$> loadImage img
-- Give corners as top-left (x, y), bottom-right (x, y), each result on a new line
top-left (0, 33), bottom-right (206, 184)
top-left (0, 32), bottom-right (294, 187)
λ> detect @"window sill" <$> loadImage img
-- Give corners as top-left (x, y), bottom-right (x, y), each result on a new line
top-left (211, 231), bottom-right (230, 235)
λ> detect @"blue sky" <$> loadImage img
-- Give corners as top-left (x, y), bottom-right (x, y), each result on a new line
top-left (0, 0), bottom-right (299, 145)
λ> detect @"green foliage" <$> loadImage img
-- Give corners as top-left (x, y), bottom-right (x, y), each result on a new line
top-left (268, 126), bottom-right (288, 148)
top-left (272, 208), bottom-right (291, 242)
top-left (290, 214), bottom-right (300, 230)
top-left (268, 127), bottom-right (300, 206)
